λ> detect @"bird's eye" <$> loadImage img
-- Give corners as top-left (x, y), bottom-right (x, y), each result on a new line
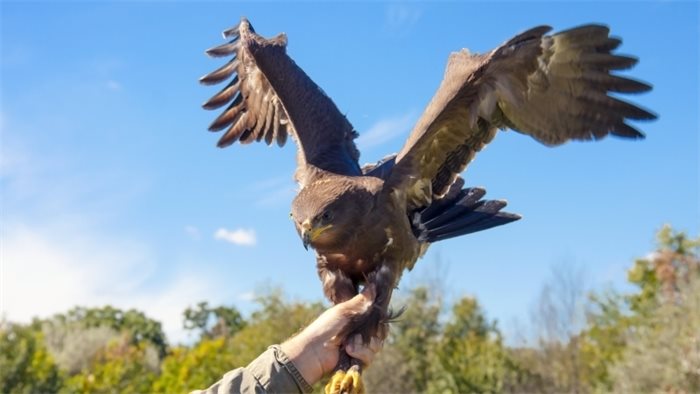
top-left (289, 212), bottom-right (294, 220)
top-left (321, 210), bottom-right (333, 221)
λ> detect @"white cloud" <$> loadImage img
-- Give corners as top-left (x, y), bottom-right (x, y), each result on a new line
top-left (0, 121), bottom-right (235, 344)
top-left (1, 223), bottom-right (148, 317)
top-left (357, 111), bottom-right (417, 151)
top-left (214, 228), bottom-right (257, 246)
top-left (0, 220), bottom-right (231, 345)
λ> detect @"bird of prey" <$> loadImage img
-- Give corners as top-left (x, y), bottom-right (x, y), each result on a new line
top-left (200, 18), bottom-right (655, 393)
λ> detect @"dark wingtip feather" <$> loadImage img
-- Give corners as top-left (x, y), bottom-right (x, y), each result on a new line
top-left (217, 120), bottom-right (248, 148)
top-left (608, 54), bottom-right (638, 70)
top-left (199, 58), bottom-right (239, 85)
top-left (556, 24), bottom-right (610, 40)
top-left (205, 39), bottom-right (240, 58)
top-left (202, 77), bottom-right (240, 110)
top-left (504, 25), bottom-right (552, 50)
top-left (613, 123), bottom-right (646, 139)
top-left (207, 95), bottom-right (244, 131)
top-left (222, 19), bottom-right (243, 39)
top-left (226, 17), bottom-right (254, 39)
top-left (478, 199), bottom-right (508, 214)
top-left (606, 75), bottom-right (653, 94)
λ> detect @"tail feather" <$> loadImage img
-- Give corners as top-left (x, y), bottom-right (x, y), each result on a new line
top-left (412, 179), bottom-right (521, 243)
top-left (426, 212), bottom-right (521, 242)
top-left (415, 177), bottom-right (464, 220)
top-left (422, 187), bottom-right (486, 229)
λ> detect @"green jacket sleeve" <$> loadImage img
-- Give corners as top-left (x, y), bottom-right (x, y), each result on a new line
top-left (191, 345), bottom-right (313, 394)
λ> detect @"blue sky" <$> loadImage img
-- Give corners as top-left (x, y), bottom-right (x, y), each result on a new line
top-left (1, 1), bottom-right (698, 343)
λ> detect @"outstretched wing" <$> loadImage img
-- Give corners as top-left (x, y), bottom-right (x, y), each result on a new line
top-left (387, 24), bottom-right (656, 209)
top-left (201, 18), bottom-right (362, 186)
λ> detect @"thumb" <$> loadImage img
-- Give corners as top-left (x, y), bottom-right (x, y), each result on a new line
top-left (323, 285), bottom-right (376, 346)
top-left (338, 284), bottom-right (375, 317)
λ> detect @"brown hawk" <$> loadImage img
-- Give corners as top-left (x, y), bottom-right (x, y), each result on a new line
top-left (200, 18), bottom-right (654, 393)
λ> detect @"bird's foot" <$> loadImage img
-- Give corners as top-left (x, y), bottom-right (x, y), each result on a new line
top-left (324, 364), bottom-right (364, 394)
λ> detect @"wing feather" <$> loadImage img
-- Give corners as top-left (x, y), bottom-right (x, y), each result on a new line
top-left (201, 18), bottom-right (362, 186)
top-left (387, 24), bottom-right (656, 210)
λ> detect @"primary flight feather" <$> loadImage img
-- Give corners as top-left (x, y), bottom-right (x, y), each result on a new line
top-left (200, 19), bottom-right (655, 393)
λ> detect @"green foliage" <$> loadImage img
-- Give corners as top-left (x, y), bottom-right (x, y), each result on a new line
top-left (610, 277), bottom-right (700, 393)
top-left (43, 324), bottom-right (121, 375)
top-left (582, 225), bottom-right (700, 392)
top-left (45, 305), bottom-right (168, 359)
top-left (183, 301), bottom-right (246, 340)
top-left (62, 337), bottom-right (159, 394)
top-left (228, 289), bottom-right (324, 366)
top-left (153, 339), bottom-right (232, 394)
top-left (2, 225), bottom-right (697, 393)
top-left (154, 288), bottom-right (324, 393)
top-left (436, 297), bottom-right (509, 393)
top-left (366, 287), bottom-right (513, 394)
top-left (0, 321), bottom-right (63, 394)
top-left (365, 286), bottom-right (443, 393)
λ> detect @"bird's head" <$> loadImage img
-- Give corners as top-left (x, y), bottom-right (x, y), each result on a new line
top-left (290, 179), bottom-right (376, 251)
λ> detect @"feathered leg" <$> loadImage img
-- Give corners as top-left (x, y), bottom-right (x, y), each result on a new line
top-left (324, 264), bottom-right (395, 394)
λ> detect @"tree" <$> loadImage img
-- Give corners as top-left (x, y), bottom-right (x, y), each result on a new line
top-left (508, 262), bottom-right (590, 393)
top-left (582, 225), bottom-right (700, 391)
top-left (43, 306), bottom-right (168, 359)
top-left (155, 288), bottom-right (324, 393)
top-left (435, 296), bottom-right (509, 393)
top-left (63, 335), bottom-right (159, 394)
top-left (43, 324), bottom-right (120, 375)
top-left (153, 338), bottom-right (232, 394)
top-left (606, 226), bottom-right (700, 392)
top-left (183, 301), bottom-right (246, 341)
top-left (0, 321), bottom-right (63, 394)
top-left (364, 286), bottom-right (443, 393)
top-left (609, 276), bottom-right (700, 392)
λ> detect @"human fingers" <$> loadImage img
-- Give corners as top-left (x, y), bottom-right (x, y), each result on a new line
top-left (325, 285), bottom-right (376, 333)
top-left (345, 334), bottom-right (384, 366)
top-left (339, 285), bottom-right (376, 316)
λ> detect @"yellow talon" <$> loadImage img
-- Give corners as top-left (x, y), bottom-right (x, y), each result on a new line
top-left (340, 365), bottom-right (364, 394)
top-left (325, 370), bottom-right (346, 394)
top-left (324, 366), bottom-right (364, 394)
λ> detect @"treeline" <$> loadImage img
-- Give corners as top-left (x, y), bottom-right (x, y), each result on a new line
top-left (2, 225), bottom-right (698, 393)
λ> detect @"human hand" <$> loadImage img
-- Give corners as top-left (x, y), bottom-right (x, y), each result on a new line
top-left (280, 286), bottom-right (383, 385)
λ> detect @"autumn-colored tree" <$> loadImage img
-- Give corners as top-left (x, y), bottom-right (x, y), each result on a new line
top-left (582, 225), bottom-right (700, 391)
top-left (606, 226), bottom-right (700, 392)
top-left (609, 276), bottom-right (700, 392)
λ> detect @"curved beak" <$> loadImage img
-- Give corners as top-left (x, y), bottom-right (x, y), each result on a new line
top-left (299, 220), bottom-right (331, 251)
top-left (302, 230), bottom-right (311, 250)
top-left (301, 220), bottom-right (312, 250)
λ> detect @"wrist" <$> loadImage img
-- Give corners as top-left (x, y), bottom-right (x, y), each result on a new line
top-left (281, 334), bottom-right (324, 385)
